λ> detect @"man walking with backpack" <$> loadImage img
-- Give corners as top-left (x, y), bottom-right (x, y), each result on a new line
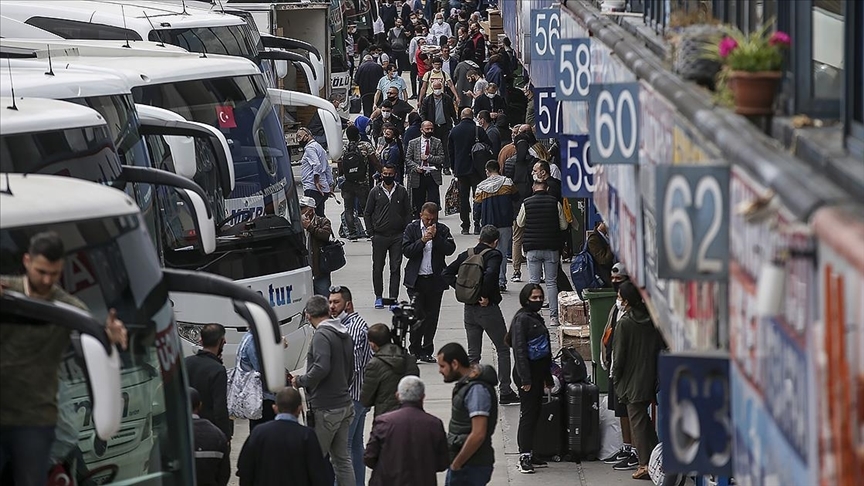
top-left (443, 225), bottom-right (520, 405)
top-left (340, 126), bottom-right (378, 241)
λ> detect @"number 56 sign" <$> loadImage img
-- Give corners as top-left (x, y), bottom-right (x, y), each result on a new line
top-left (655, 165), bottom-right (729, 280)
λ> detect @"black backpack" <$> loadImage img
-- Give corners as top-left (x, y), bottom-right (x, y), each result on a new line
top-left (341, 141), bottom-right (368, 183)
top-left (471, 126), bottom-right (493, 176)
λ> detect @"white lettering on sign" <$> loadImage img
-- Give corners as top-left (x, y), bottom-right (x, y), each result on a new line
top-left (64, 253), bottom-right (97, 295)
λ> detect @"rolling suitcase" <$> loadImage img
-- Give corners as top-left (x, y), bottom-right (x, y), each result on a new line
top-left (532, 390), bottom-right (566, 461)
top-left (565, 382), bottom-right (601, 460)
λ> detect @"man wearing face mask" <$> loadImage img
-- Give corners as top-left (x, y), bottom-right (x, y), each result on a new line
top-left (586, 220), bottom-right (615, 287)
top-left (483, 55), bottom-right (506, 102)
top-left (379, 0), bottom-right (398, 31)
top-left (471, 83), bottom-right (505, 122)
top-left (370, 101), bottom-right (405, 142)
top-left (185, 324), bottom-right (233, 442)
top-left (299, 127), bottom-right (334, 217)
top-left (454, 59), bottom-right (480, 111)
top-left (355, 54), bottom-right (385, 116)
top-left (408, 24), bottom-right (426, 99)
top-left (429, 12), bottom-right (453, 46)
top-left (467, 22), bottom-right (486, 70)
top-left (449, 107), bottom-right (491, 235)
top-left (388, 19), bottom-right (410, 75)
top-left (418, 58), bottom-right (460, 103)
top-left (405, 121), bottom-right (445, 216)
top-left (532, 160), bottom-right (562, 201)
top-left (376, 65), bottom-right (407, 108)
top-left (420, 80), bottom-right (458, 174)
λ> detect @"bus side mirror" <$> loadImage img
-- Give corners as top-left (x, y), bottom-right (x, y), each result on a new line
top-left (233, 301), bottom-right (284, 393)
top-left (79, 333), bottom-right (122, 440)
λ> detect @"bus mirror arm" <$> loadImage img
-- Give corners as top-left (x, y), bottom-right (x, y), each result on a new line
top-left (259, 50), bottom-right (317, 81)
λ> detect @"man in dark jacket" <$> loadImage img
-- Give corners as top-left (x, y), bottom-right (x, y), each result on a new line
top-left (300, 196), bottom-right (334, 296)
top-left (420, 80), bottom-right (458, 172)
top-left (467, 22), bottom-right (486, 69)
top-left (587, 221), bottom-right (615, 287)
top-left (474, 161), bottom-right (517, 291)
top-left (516, 181), bottom-right (568, 327)
top-left (236, 387), bottom-right (329, 486)
top-left (184, 324), bottom-right (232, 441)
top-left (503, 125), bottom-right (537, 282)
top-left (476, 110), bottom-right (501, 160)
top-left (379, 0), bottom-right (398, 31)
top-left (436, 343), bottom-right (500, 484)
top-left (364, 376), bottom-right (449, 486)
top-left (402, 202), bottom-right (457, 362)
top-left (365, 164), bottom-right (412, 308)
top-left (443, 227), bottom-right (519, 404)
top-left (355, 55), bottom-right (385, 116)
top-left (449, 107), bottom-right (492, 234)
top-left (294, 295), bottom-right (356, 486)
top-left (387, 18), bottom-right (410, 75)
top-left (190, 388), bottom-right (230, 486)
top-left (360, 324), bottom-right (420, 417)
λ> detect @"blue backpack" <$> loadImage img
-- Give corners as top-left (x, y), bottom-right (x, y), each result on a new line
top-left (570, 240), bottom-right (604, 299)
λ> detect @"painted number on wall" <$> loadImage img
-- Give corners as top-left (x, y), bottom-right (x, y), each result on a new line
top-left (560, 134), bottom-right (595, 197)
top-left (533, 87), bottom-right (563, 138)
top-left (555, 39), bottom-right (591, 101)
top-left (531, 9), bottom-right (560, 60)
top-left (589, 83), bottom-right (640, 164)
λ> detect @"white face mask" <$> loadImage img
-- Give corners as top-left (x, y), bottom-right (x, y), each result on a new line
top-left (475, 120), bottom-right (482, 126)
top-left (616, 299), bottom-right (626, 313)
top-left (382, 111), bottom-right (391, 118)
top-left (486, 92), bottom-right (496, 98)
top-left (336, 310), bottom-right (348, 320)
top-left (433, 89), bottom-right (443, 96)
top-left (437, 19), bottom-right (444, 25)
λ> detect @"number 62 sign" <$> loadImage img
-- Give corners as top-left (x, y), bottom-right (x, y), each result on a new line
top-left (655, 165), bottom-right (730, 280)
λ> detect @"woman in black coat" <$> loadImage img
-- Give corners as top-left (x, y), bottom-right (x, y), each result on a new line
top-left (508, 283), bottom-right (553, 474)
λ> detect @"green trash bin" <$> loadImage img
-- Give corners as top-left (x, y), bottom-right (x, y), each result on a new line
top-left (583, 288), bottom-right (617, 393)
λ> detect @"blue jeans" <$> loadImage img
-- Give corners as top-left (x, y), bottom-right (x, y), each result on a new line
top-left (313, 272), bottom-right (332, 296)
top-left (346, 400), bottom-right (368, 486)
top-left (445, 465), bottom-right (494, 486)
top-left (0, 425), bottom-right (55, 486)
top-left (527, 249), bottom-right (560, 318)
top-left (495, 226), bottom-right (512, 286)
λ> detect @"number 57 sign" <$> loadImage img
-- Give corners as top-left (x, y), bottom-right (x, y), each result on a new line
top-left (655, 165), bottom-right (730, 280)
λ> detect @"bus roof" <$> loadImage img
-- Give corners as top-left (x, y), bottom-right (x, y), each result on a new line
top-left (0, 0), bottom-right (246, 39)
top-left (0, 97), bottom-right (107, 135)
top-left (0, 173), bottom-right (139, 228)
top-left (0, 60), bottom-right (131, 99)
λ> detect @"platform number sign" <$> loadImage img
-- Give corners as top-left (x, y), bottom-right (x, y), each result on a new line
top-left (531, 9), bottom-right (560, 60)
top-left (655, 166), bottom-right (729, 280)
top-left (589, 83), bottom-right (640, 164)
top-left (533, 87), bottom-right (563, 138)
top-left (555, 39), bottom-right (591, 101)
top-left (658, 353), bottom-right (733, 476)
top-left (561, 134), bottom-right (594, 197)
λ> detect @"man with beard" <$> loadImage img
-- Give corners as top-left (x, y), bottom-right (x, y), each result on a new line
top-left (185, 324), bottom-right (233, 441)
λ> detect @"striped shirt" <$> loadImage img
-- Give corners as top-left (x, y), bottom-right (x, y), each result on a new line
top-left (343, 312), bottom-right (372, 401)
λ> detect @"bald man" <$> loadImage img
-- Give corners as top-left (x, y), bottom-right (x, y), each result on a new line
top-left (420, 80), bottom-right (458, 173)
top-left (448, 108), bottom-right (492, 234)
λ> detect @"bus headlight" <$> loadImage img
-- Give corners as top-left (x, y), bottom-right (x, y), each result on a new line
top-left (176, 322), bottom-right (203, 344)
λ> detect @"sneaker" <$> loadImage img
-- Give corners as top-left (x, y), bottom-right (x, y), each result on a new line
top-left (549, 316), bottom-right (560, 327)
top-left (632, 465), bottom-right (650, 480)
top-left (518, 455), bottom-right (535, 474)
top-left (507, 256), bottom-right (513, 263)
top-left (602, 446), bottom-right (631, 464)
top-left (499, 390), bottom-right (520, 405)
top-left (511, 273), bottom-right (522, 282)
top-left (374, 297), bottom-right (384, 309)
top-left (461, 228), bottom-right (470, 235)
top-left (499, 284), bottom-right (507, 292)
top-left (531, 457), bottom-right (548, 468)
top-left (419, 354), bottom-right (437, 364)
top-left (542, 302), bottom-right (549, 309)
top-left (443, 167), bottom-right (452, 176)
top-left (613, 451), bottom-right (639, 471)
top-left (473, 225), bottom-right (481, 235)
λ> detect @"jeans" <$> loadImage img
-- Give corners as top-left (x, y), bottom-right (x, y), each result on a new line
top-left (314, 404), bottom-right (356, 486)
top-left (0, 425), bottom-right (55, 486)
top-left (494, 226), bottom-right (512, 286)
top-left (408, 276), bottom-right (445, 356)
top-left (313, 272), bottom-right (332, 296)
top-left (304, 188), bottom-right (328, 216)
top-left (371, 234), bottom-right (402, 299)
top-left (342, 182), bottom-right (370, 238)
top-left (464, 304), bottom-right (512, 393)
top-left (627, 401), bottom-right (658, 467)
top-left (444, 465), bottom-right (493, 486)
top-left (346, 400), bottom-right (368, 486)
top-left (527, 249), bottom-right (560, 318)
top-left (412, 174), bottom-right (441, 217)
top-left (511, 222), bottom-right (525, 275)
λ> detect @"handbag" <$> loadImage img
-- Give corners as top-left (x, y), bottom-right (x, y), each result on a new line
top-left (444, 179), bottom-right (460, 215)
top-left (527, 333), bottom-right (551, 361)
top-left (319, 231), bottom-right (347, 273)
top-left (227, 337), bottom-right (263, 420)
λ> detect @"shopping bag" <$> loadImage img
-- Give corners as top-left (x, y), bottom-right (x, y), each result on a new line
top-left (444, 179), bottom-right (460, 216)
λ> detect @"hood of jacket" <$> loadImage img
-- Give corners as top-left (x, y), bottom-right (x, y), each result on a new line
top-left (375, 343), bottom-right (410, 373)
top-left (317, 318), bottom-right (349, 335)
top-left (624, 307), bottom-right (653, 326)
top-left (476, 174), bottom-right (512, 194)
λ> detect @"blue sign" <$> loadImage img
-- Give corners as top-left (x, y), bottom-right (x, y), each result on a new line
top-left (533, 87), bottom-right (562, 138)
top-left (589, 83), bottom-right (641, 164)
top-left (658, 352), bottom-right (733, 477)
top-left (560, 134), bottom-right (594, 197)
top-left (555, 38), bottom-right (591, 101)
top-left (655, 165), bottom-right (730, 280)
top-left (530, 9), bottom-right (560, 60)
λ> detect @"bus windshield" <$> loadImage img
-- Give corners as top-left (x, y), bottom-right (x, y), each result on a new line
top-left (0, 214), bottom-right (193, 485)
top-left (131, 74), bottom-right (302, 234)
top-left (150, 25), bottom-right (258, 62)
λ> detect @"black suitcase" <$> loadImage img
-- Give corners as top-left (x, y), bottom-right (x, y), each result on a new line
top-left (565, 382), bottom-right (601, 460)
top-left (532, 390), bottom-right (566, 461)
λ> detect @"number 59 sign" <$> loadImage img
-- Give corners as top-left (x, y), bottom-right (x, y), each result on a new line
top-left (655, 165), bottom-right (729, 279)
top-left (560, 134), bottom-right (594, 197)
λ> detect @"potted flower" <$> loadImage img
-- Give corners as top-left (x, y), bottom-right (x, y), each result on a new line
top-left (706, 23), bottom-right (792, 115)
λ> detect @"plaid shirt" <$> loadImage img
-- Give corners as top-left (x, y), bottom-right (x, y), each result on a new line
top-left (342, 312), bottom-right (372, 401)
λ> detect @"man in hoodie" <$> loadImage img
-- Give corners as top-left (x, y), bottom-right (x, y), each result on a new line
top-left (360, 323), bottom-right (420, 417)
top-left (436, 342), bottom-right (500, 485)
top-left (474, 161), bottom-right (516, 291)
top-left (294, 295), bottom-right (356, 486)
top-left (454, 59), bottom-right (481, 111)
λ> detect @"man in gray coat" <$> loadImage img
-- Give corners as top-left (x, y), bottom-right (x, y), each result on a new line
top-left (405, 121), bottom-right (445, 216)
top-left (294, 295), bottom-right (356, 486)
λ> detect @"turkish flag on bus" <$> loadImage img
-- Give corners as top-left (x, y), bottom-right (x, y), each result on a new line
top-left (215, 105), bottom-right (237, 129)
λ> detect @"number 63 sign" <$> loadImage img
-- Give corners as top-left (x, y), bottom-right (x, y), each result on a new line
top-left (655, 165), bottom-right (729, 280)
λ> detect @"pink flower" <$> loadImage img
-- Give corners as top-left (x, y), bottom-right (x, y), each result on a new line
top-left (719, 37), bottom-right (738, 58)
top-left (769, 31), bottom-right (792, 47)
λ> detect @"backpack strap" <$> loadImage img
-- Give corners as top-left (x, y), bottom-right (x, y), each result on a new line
top-left (475, 126), bottom-right (479, 143)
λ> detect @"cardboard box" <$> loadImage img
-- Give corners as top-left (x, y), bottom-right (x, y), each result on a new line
top-left (558, 291), bottom-right (590, 327)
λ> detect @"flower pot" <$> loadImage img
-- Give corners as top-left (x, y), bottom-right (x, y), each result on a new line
top-left (728, 71), bottom-right (782, 115)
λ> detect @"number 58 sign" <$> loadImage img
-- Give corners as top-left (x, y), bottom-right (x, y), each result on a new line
top-left (655, 166), bottom-right (729, 279)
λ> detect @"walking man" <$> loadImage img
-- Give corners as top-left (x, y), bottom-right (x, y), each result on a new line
top-left (443, 226), bottom-right (520, 404)
top-left (516, 181), bottom-right (569, 327)
top-left (476, 110), bottom-right (501, 161)
top-left (474, 161), bottom-right (517, 292)
top-left (364, 376), bottom-right (449, 486)
top-left (184, 324), bottom-right (232, 441)
top-left (329, 286), bottom-right (372, 486)
top-left (449, 108), bottom-right (491, 235)
top-left (436, 343), bottom-right (500, 485)
top-left (361, 324), bottom-right (420, 417)
top-left (339, 125), bottom-right (378, 241)
top-left (355, 55), bottom-right (385, 116)
top-left (420, 80), bottom-right (458, 173)
top-left (236, 387), bottom-right (329, 486)
top-left (293, 295), bottom-right (356, 486)
top-left (402, 202), bottom-right (457, 362)
top-left (387, 18), bottom-right (411, 76)
top-left (364, 164), bottom-right (412, 308)
top-left (298, 126), bottom-right (333, 216)
top-left (405, 121), bottom-right (445, 216)
top-left (189, 388), bottom-right (230, 486)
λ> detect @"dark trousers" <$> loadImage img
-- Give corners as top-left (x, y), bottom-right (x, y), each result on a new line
top-left (342, 182), bottom-right (370, 237)
top-left (433, 124), bottom-right (452, 169)
top-left (627, 401), bottom-right (658, 466)
top-left (514, 364), bottom-right (546, 454)
top-left (249, 399), bottom-right (276, 432)
top-left (410, 64), bottom-right (419, 97)
top-left (393, 50), bottom-right (410, 75)
top-left (408, 276), bottom-right (444, 356)
top-left (372, 234), bottom-right (403, 299)
top-left (412, 174), bottom-right (441, 216)
top-left (304, 188), bottom-right (327, 216)
top-left (0, 425), bottom-right (55, 486)
top-left (361, 92), bottom-right (376, 117)
top-left (458, 176), bottom-right (480, 231)
top-left (464, 303), bottom-right (512, 392)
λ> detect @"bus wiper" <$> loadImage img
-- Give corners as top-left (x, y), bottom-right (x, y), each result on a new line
top-left (216, 209), bottom-right (256, 229)
top-left (195, 249), bottom-right (238, 272)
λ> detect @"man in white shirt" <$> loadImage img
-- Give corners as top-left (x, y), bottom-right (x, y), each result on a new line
top-left (298, 126), bottom-right (333, 216)
top-left (428, 12), bottom-right (452, 46)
